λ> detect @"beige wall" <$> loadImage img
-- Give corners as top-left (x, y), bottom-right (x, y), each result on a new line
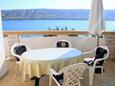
top-left (19, 36), bottom-right (105, 52)
top-left (4, 36), bottom-right (105, 59)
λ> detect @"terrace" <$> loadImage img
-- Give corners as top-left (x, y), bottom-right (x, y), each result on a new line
top-left (0, 0), bottom-right (115, 86)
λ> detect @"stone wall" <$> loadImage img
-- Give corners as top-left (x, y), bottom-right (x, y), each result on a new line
top-left (104, 35), bottom-right (115, 60)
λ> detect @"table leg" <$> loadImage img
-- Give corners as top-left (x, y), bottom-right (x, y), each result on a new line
top-left (34, 77), bottom-right (40, 86)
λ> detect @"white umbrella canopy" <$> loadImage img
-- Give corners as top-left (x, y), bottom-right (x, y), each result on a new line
top-left (88, 0), bottom-right (105, 46)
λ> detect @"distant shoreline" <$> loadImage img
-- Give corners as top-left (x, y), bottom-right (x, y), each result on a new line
top-left (2, 9), bottom-right (115, 21)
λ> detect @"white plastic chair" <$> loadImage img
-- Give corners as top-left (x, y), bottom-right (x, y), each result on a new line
top-left (83, 46), bottom-right (109, 86)
top-left (11, 43), bottom-right (31, 71)
top-left (49, 63), bottom-right (88, 86)
top-left (55, 40), bottom-right (72, 48)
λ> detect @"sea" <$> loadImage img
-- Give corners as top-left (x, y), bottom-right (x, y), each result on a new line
top-left (2, 20), bottom-right (115, 31)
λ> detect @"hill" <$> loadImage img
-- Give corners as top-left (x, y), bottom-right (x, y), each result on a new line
top-left (1, 9), bottom-right (115, 20)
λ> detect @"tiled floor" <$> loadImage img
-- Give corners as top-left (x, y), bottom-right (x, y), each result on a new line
top-left (0, 59), bottom-right (115, 86)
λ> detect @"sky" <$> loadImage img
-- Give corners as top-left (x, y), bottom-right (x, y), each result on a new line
top-left (0, 0), bottom-right (115, 10)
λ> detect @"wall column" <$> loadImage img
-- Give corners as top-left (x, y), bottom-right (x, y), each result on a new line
top-left (0, 10), bottom-right (5, 59)
top-left (0, 10), bottom-right (7, 78)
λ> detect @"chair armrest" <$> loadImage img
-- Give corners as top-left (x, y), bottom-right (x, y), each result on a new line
top-left (16, 54), bottom-right (21, 58)
top-left (93, 58), bottom-right (106, 67)
top-left (83, 50), bottom-right (95, 58)
top-left (83, 50), bottom-right (94, 54)
top-left (49, 68), bottom-right (58, 76)
top-left (11, 49), bottom-right (22, 59)
top-left (27, 47), bottom-right (31, 51)
top-left (13, 53), bottom-right (22, 58)
top-left (49, 68), bottom-right (63, 86)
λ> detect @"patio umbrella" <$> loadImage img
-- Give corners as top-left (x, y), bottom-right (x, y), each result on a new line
top-left (88, 0), bottom-right (105, 46)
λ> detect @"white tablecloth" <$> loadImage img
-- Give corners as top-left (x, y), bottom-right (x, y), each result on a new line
top-left (20, 48), bottom-right (84, 79)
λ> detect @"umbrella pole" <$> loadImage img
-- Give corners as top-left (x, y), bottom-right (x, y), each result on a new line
top-left (96, 34), bottom-right (99, 46)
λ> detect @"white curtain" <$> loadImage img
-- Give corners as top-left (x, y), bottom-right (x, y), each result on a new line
top-left (88, 0), bottom-right (105, 35)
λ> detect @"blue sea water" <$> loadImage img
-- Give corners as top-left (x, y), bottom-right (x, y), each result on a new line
top-left (2, 20), bottom-right (115, 31)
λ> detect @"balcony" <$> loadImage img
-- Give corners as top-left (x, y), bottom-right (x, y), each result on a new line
top-left (0, 31), bottom-right (115, 86)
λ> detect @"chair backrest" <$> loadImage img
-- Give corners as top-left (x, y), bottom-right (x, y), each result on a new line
top-left (56, 40), bottom-right (72, 48)
top-left (94, 46), bottom-right (109, 66)
top-left (58, 63), bottom-right (88, 86)
top-left (11, 43), bottom-right (29, 61)
top-left (97, 46), bottom-right (109, 59)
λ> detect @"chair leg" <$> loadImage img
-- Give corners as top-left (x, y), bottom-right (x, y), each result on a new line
top-left (15, 63), bottom-right (18, 73)
top-left (49, 74), bottom-right (52, 86)
top-left (78, 81), bottom-right (81, 86)
top-left (89, 68), bottom-right (95, 86)
top-left (22, 73), bottom-right (26, 81)
top-left (89, 73), bottom-right (93, 86)
top-left (101, 67), bottom-right (104, 80)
